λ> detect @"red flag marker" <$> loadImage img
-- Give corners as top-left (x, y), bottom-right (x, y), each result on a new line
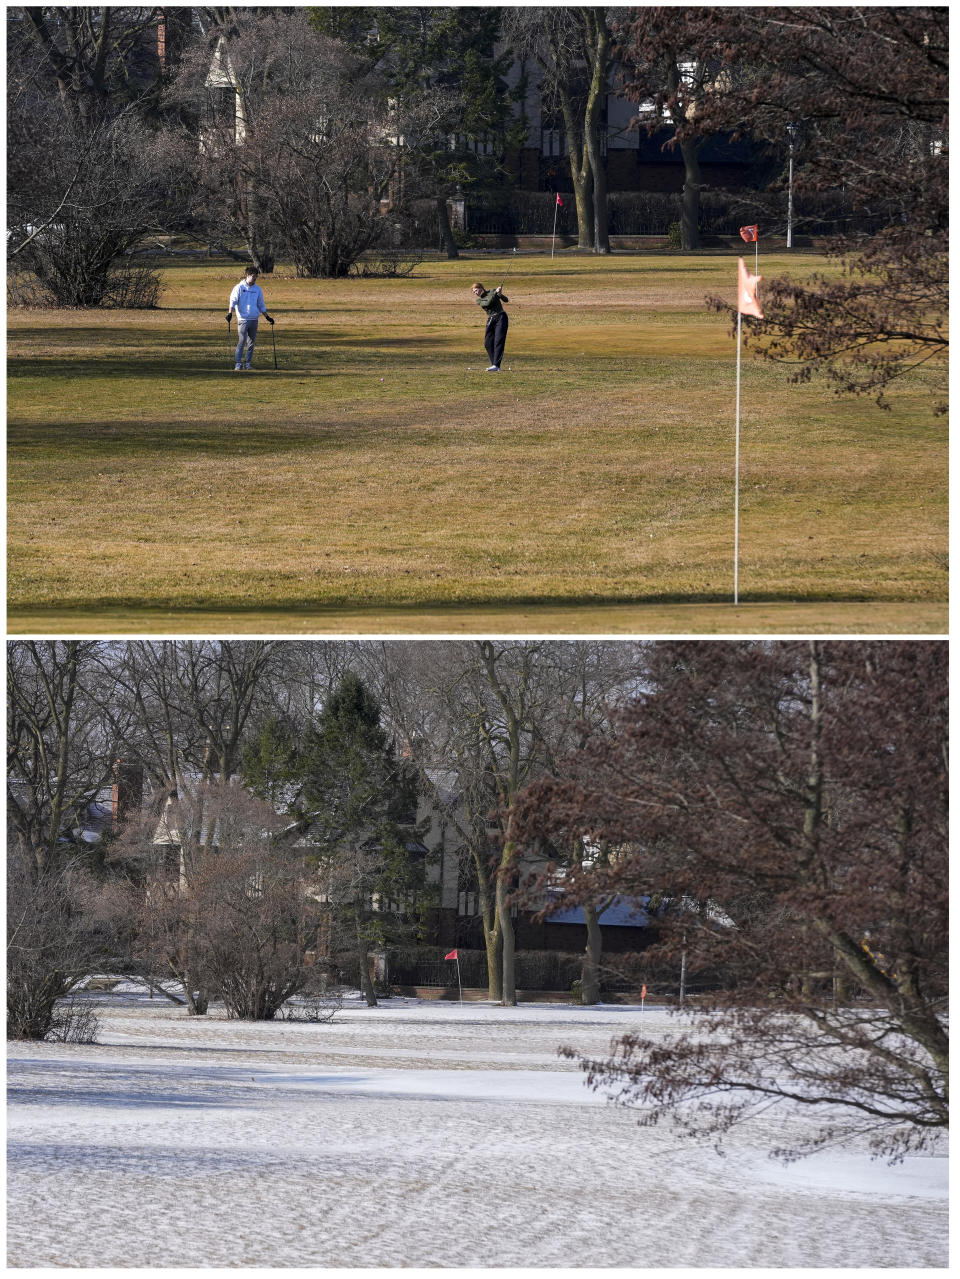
top-left (739, 224), bottom-right (759, 243)
top-left (556, 193), bottom-right (563, 207)
top-left (444, 949), bottom-right (458, 961)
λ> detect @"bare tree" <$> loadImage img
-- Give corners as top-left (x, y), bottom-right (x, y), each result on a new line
top-left (7, 847), bottom-right (126, 1040)
top-left (5, 640), bottom-right (139, 1039)
top-left (166, 10), bottom-right (432, 276)
top-left (617, 6), bottom-right (948, 408)
top-left (117, 779), bottom-right (319, 1019)
top-left (7, 641), bottom-right (129, 877)
top-left (376, 641), bottom-right (641, 1004)
top-left (613, 11), bottom-right (727, 251)
top-left (168, 641), bottom-right (279, 781)
top-left (505, 7), bottom-right (612, 252)
top-left (8, 7), bottom-right (174, 306)
top-left (517, 641), bottom-right (948, 1160)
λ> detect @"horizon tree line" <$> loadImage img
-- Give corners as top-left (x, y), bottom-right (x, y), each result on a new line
top-left (6, 6), bottom-right (947, 409)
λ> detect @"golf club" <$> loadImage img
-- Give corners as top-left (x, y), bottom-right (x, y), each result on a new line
top-left (271, 319), bottom-right (278, 370)
top-left (499, 246), bottom-right (518, 290)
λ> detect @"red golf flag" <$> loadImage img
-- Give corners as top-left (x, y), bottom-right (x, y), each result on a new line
top-left (556, 193), bottom-right (563, 206)
top-left (641, 984), bottom-right (647, 999)
top-left (444, 949), bottom-right (458, 960)
top-left (739, 224), bottom-right (759, 243)
top-left (737, 258), bottom-right (764, 319)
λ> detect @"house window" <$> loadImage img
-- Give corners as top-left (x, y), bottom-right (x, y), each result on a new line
top-left (541, 108), bottom-right (567, 157)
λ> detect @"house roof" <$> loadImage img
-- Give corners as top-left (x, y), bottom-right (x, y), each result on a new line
top-left (548, 894), bottom-right (652, 928)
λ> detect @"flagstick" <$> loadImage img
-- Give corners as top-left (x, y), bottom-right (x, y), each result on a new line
top-left (551, 195), bottom-right (559, 259)
top-left (734, 311), bottom-right (742, 606)
top-left (755, 238), bottom-right (759, 276)
top-left (456, 956), bottom-right (462, 1005)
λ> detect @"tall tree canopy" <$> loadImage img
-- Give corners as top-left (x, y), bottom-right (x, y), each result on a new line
top-left (616, 6), bottom-right (948, 408)
top-left (517, 641), bottom-right (947, 1160)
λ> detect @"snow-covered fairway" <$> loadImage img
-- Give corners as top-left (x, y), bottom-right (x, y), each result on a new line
top-left (7, 994), bottom-right (947, 1268)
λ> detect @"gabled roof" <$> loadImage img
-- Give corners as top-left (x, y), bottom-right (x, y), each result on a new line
top-left (549, 894), bottom-right (652, 929)
top-left (205, 34), bottom-right (238, 89)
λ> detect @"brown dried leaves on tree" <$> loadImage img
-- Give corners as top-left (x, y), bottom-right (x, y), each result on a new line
top-left (616, 7), bottom-right (947, 410)
top-left (516, 641), bottom-right (947, 1160)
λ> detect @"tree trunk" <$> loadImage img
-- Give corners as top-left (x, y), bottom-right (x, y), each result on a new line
top-left (560, 95), bottom-right (593, 250)
top-left (242, 183), bottom-right (275, 273)
top-left (470, 841), bottom-right (502, 1000)
top-left (583, 10), bottom-right (611, 254)
top-left (357, 920), bottom-right (378, 1007)
top-left (588, 140), bottom-right (609, 255)
top-left (250, 242), bottom-right (276, 274)
top-left (581, 903), bottom-right (603, 1004)
top-left (184, 973), bottom-right (208, 1016)
top-left (679, 137), bottom-right (702, 251)
top-left (437, 197), bottom-right (459, 259)
top-left (496, 870), bottom-right (517, 1007)
top-left (484, 921), bottom-right (503, 1002)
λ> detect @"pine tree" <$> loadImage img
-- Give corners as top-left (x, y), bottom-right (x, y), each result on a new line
top-left (299, 673), bottom-right (427, 1007)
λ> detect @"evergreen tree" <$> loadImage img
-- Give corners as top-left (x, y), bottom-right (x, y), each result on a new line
top-left (298, 673), bottom-right (428, 1007)
top-left (310, 6), bottom-right (522, 257)
top-left (241, 715), bottom-right (300, 809)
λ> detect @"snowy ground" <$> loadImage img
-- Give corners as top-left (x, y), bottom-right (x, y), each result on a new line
top-left (7, 991), bottom-right (948, 1268)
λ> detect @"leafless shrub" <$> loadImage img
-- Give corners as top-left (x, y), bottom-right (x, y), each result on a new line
top-left (101, 261), bottom-right (163, 310)
top-left (6, 854), bottom-right (114, 1041)
top-left (47, 997), bottom-right (101, 1045)
top-left (279, 990), bottom-right (343, 1023)
top-left (354, 246), bottom-right (424, 279)
top-left (8, 103), bottom-right (174, 308)
top-left (116, 780), bottom-right (322, 1021)
top-left (7, 267), bottom-right (54, 309)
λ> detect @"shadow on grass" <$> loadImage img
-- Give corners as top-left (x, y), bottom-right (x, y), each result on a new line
top-left (8, 328), bottom-right (473, 382)
top-left (10, 589), bottom-right (936, 617)
top-left (8, 395), bottom-right (518, 453)
top-left (8, 419), bottom-right (399, 455)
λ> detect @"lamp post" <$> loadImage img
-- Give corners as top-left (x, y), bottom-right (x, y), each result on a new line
top-left (786, 123), bottom-right (798, 249)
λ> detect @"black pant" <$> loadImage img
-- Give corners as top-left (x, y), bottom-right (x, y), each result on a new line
top-left (485, 312), bottom-right (508, 367)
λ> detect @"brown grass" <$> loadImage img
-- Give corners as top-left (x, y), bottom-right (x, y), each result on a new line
top-left (7, 252), bottom-right (947, 634)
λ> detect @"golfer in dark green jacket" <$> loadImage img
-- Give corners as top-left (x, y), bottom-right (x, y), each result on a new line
top-left (472, 282), bottom-right (508, 371)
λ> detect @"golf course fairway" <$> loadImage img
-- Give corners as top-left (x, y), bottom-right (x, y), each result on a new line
top-left (7, 253), bottom-right (947, 635)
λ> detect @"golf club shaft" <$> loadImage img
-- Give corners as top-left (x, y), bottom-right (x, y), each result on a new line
top-left (272, 321), bottom-right (277, 369)
top-left (499, 249), bottom-right (518, 290)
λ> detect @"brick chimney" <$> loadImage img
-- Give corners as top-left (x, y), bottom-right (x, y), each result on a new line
top-left (157, 8), bottom-right (167, 72)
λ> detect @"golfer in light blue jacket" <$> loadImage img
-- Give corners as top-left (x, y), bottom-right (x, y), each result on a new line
top-left (227, 267), bottom-right (274, 371)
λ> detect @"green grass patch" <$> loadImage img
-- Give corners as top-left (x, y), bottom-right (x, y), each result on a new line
top-left (7, 252), bottom-right (947, 634)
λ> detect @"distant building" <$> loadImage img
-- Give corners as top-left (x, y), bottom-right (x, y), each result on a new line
top-left (501, 52), bottom-right (763, 196)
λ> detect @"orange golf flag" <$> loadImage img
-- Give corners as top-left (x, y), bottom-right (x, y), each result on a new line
top-left (737, 257), bottom-right (764, 319)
